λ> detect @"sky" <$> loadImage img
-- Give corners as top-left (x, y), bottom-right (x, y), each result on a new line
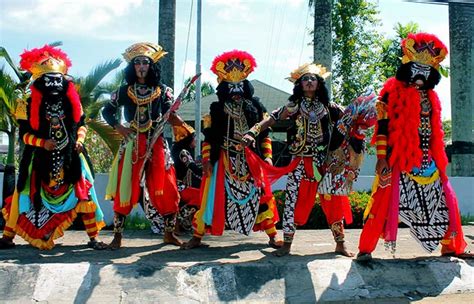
top-left (0, 0), bottom-right (452, 118)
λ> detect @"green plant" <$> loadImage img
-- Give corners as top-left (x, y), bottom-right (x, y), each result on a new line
top-left (124, 213), bottom-right (151, 230)
top-left (273, 189), bottom-right (371, 229)
top-left (83, 129), bottom-right (114, 173)
top-left (461, 214), bottom-right (474, 226)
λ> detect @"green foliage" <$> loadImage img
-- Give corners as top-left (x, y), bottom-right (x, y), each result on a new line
top-left (182, 77), bottom-right (215, 104)
top-left (442, 119), bottom-right (452, 143)
top-left (378, 22), bottom-right (420, 81)
top-left (84, 129), bottom-right (114, 173)
top-left (273, 190), bottom-right (371, 229)
top-left (460, 214), bottom-right (474, 225)
top-left (331, 0), bottom-right (382, 105)
top-left (124, 213), bottom-right (151, 230)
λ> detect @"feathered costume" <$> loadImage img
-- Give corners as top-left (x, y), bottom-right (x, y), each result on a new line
top-left (1, 45), bottom-right (104, 250)
top-left (192, 50), bottom-right (279, 239)
top-left (358, 33), bottom-right (467, 256)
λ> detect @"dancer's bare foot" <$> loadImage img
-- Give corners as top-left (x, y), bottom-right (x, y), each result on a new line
top-left (335, 241), bottom-right (355, 257)
top-left (0, 237), bottom-right (15, 249)
top-left (164, 231), bottom-right (183, 246)
top-left (181, 236), bottom-right (203, 250)
top-left (268, 238), bottom-right (284, 249)
top-left (356, 252), bottom-right (372, 262)
top-left (273, 242), bottom-right (292, 257)
top-left (108, 233), bottom-right (122, 250)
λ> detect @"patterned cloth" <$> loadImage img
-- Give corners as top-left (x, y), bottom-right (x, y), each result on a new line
top-left (399, 172), bottom-right (449, 252)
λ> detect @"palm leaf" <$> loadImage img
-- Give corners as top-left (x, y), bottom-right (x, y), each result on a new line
top-left (47, 41), bottom-right (63, 47)
top-left (0, 47), bottom-right (25, 81)
top-left (86, 100), bottom-right (106, 119)
top-left (86, 119), bottom-right (122, 154)
top-left (78, 59), bottom-right (122, 97)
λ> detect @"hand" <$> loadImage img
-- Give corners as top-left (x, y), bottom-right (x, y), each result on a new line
top-left (44, 139), bottom-right (57, 151)
top-left (264, 157), bottom-right (273, 166)
top-left (202, 161), bottom-right (212, 177)
top-left (375, 158), bottom-right (390, 176)
top-left (75, 141), bottom-right (84, 153)
top-left (115, 124), bottom-right (134, 141)
top-left (241, 134), bottom-right (256, 147)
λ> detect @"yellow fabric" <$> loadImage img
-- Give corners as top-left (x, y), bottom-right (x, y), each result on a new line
top-left (363, 175), bottom-right (380, 220)
top-left (194, 177), bottom-right (211, 235)
top-left (4, 200), bottom-right (105, 250)
top-left (5, 189), bottom-right (20, 229)
top-left (105, 152), bottom-right (121, 200)
top-left (407, 169), bottom-right (439, 185)
top-left (255, 208), bottom-right (274, 224)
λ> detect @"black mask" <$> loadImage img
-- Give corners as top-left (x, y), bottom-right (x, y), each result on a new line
top-left (37, 73), bottom-right (66, 95)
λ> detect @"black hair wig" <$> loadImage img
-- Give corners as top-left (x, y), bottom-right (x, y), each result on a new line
top-left (124, 60), bottom-right (162, 86)
top-left (289, 74), bottom-right (330, 106)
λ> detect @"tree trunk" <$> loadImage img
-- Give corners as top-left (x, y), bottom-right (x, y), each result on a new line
top-left (449, 2), bottom-right (474, 176)
top-left (313, 0), bottom-right (333, 96)
top-left (158, 0), bottom-right (176, 90)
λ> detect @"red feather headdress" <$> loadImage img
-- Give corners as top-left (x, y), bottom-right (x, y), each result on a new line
top-left (401, 32), bottom-right (448, 70)
top-left (210, 50), bottom-right (257, 83)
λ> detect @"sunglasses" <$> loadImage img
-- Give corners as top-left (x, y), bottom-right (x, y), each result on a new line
top-left (133, 58), bottom-right (151, 65)
top-left (301, 75), bottom-right (317, 82)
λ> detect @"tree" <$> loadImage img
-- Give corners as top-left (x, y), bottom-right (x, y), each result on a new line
top-left (159, 0), bottom-right (176, 88)
top-left (309, 0), bottom-right (333, 74)
top-left (75, 59), bottom-right (123, 155)
top-left (309, 0), bottom-right (382, 105)
top-left (0, 45), bottom-right (33, 210)
top-left (182, 77), bottom-right (215, 104)
top-left (378, 22), bottom-right (420, 81)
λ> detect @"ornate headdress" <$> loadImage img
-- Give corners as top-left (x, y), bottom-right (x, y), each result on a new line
top-left (123, 42), bottom-right (167, 63)
top-left (287, 63), bottom-right (331, 83)
top-left (173, 123), bottom-right (195, 142)
top-left (401, 33), bottom-right (448, 70)
top-left (20, 45), bottom-right (72, 80)
top-left (210, 50), bottom-right (257, 83)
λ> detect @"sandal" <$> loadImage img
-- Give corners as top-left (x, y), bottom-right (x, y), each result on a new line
top-left (87, 240), bottom-right (108, 250)
top-left (0, 239), bottom-right (15, 249)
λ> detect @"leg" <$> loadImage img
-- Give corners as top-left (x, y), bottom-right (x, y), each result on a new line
top-left (109, 212), bottom-right (125, 250)
top-left (331, 220), bottom-right (354, 257)
top-left (320, 195), bottom-right (354, 257)
top-left (82, 212), bottom-right (107, 250)
top-left (274, 163), bottom-right (302, 257)
top-left (163, 213), bottom-right (182, 246)
top-left (261, 218), bottom-right (283, 249)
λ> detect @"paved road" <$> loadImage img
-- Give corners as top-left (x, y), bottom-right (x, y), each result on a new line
top-left (0, 227), bottom-right (473, 303)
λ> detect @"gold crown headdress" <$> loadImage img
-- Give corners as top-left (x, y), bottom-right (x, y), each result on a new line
top-left (401, 33), bottom-right (448, 70)
top-left (173, 123), bottom-right (195, 142)
top-left (123, 42), bottom-right (167, 63)
top-left (20, 45), bottom-right (72, 80)
top-left (287, 63), bottom-right (331, 83)
top-left (210, 50), bottom-right (257, 83)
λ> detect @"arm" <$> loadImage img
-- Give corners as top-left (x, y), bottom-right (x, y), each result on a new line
top-left (102, 89), bottom-right (134, 140)
top-left (75, 124), bottom-right (87, 153)
top-left (375, 98), bottom-right (389, 175)
top-left (260, 136), bottom-right (273, 165)
top-left (241, 103), bottom-right (292, 147)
